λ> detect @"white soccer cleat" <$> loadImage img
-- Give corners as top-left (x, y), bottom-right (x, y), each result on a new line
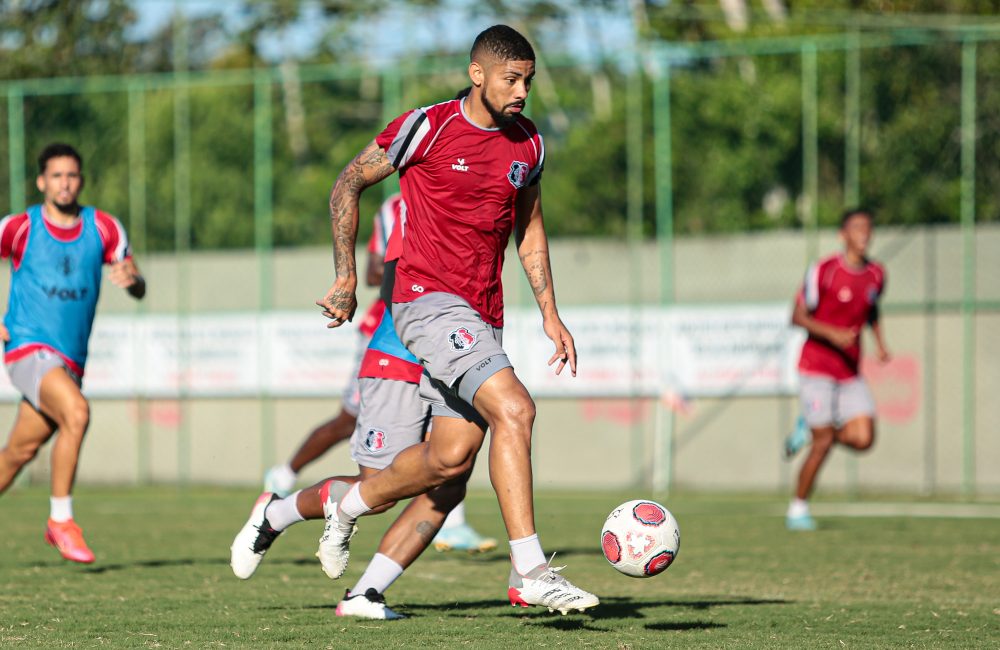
top-left (335, 588), bottom-right (405, 620)
top-left (316, 482), bottom-right (357, 579)
top-left (230, 492), bottom-right (282, 579)
top-left (507, 554), bottom-right (600, 614)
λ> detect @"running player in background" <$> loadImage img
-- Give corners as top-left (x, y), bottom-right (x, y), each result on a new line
top-left (0, 143), bottom-right (146, 563)
top-left (317, 25), bottom-right (598, 613)
top-left (262, 194), bottom-right (399, 498)
top-left (784, 208), bottom-right (889, 531)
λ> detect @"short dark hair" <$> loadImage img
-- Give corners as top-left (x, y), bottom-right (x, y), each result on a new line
top-left (840, 207), bottom-right (872, 228)
top-left (38, 143), bottom-right (82, 175)
top-left (470, 25), bottom-right (535, 64)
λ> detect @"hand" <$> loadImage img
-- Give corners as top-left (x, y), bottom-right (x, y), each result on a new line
top-left (0, 322), bottom-right (8, 343)
top-left (108, 259), bottom-right (139, 289)
top-left (543, 316), bottom-right (577, 377)
top-left (316, 278), bottom-right (357, 328)
top-left (876, 346), bottom-right (891, 363)
top-left (826, 326), bottom-right (858, 351)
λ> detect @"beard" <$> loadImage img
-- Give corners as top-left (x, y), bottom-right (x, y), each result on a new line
top-left (53, 199), bottom-right (79, 213)
top-left (480, 91), bottom-right (522, 129)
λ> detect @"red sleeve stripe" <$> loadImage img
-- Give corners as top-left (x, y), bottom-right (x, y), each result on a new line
top-left (0, 213), bottom-right (30, 269)
top-left (95, 211), bottom-right (130, 263)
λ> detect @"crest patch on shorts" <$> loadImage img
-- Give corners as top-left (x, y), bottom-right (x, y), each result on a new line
top-left (448, 327), bottom-right (478, 351)
top-left (364, 429), bottom-right (386, 453)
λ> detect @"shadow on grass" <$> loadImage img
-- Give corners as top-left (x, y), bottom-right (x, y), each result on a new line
top-left (78, 557), bottom-right (230, 574)
top-left (435, 546), bottom-right (600, 564)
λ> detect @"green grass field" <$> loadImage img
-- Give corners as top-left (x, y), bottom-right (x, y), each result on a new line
top-left (1, 487), bottom-right (997, 649)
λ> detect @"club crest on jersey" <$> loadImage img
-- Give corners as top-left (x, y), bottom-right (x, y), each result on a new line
top-left (449, 327), bottom-right (477, 351)
top-left (838, 286), bottom-right (853, 302)
top-left (364, 429), bottom-right (386, 453)
top-left (507, 161), bottom-right (529, 188)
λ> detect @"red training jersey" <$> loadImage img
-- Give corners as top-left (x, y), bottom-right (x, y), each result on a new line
top-left (375, 98), bottom-right (545, 327)
top-left (796, 253), bottom-right (886, 381)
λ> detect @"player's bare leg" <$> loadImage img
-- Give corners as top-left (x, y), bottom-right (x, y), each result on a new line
top-left (38, 368), bottom-right (90, 498)
top-left (787, 425), bottom-right (835, 531)
top-left (289, 411), bottom-right (357, 473)
top-left (835, 416), bottom-right (875, 451)
top-left (336, 480), bottom-right (468, 620)
top-left (31, 367), bottom-right (95, 562)
top-left (264, 411), bottom-right (358, 496)
top-left (0, 400), bottom-right (57, 493)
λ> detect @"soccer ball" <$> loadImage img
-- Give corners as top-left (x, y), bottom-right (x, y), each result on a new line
top-left (601, 499), bottom-right (680, 578)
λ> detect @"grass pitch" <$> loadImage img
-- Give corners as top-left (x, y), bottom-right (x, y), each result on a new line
top-left (1, 487), bottom-right (997, 648)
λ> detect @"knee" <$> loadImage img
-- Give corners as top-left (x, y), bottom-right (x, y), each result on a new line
top-left (59, 401), bottom-right (90, 438)
top-left (3, 440), bottom-right (40, 466)
top-left (810, 434), bottom-right (835, 455)
top-left (854, 428), bottom-right (876, 451)
top-left (491, 393), bottom-right (536, 437)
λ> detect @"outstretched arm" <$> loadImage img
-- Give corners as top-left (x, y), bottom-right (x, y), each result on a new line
top-left (515, 184), bottom-right (576, 376)
top-left (318, 141), bottom-right (396, 327)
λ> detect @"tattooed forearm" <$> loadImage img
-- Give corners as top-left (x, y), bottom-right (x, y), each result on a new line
top-left (415, 520), bottom-right (436, 543)
top-left (328, 142), bottom-right (397, 280)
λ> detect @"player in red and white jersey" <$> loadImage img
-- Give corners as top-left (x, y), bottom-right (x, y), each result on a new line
top-left (0, 143), bottom-right (146, 563)
top-left (784, 208), bottom-right (890, 530)
top-left (317, 25), bottom-right (597, 613)
top-left (262, 193), bottom-right (401, 497)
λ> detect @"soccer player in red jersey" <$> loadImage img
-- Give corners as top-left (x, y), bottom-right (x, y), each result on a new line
top-left (316, 25), bottom-right (598, 612)
top-left (784, 208), bottom-right (889, 530)
top-left (0, 143), bottom-right (146, 562)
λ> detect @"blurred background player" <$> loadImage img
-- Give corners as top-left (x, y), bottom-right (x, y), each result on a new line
top-left (232, 307), bottom-right (482, 619)
top-left (317, 25), bottom-right (598, 613)
top-left (784, 208), bottom-right (889, 531)
top-left (0, 143), bottom-right (146, 563)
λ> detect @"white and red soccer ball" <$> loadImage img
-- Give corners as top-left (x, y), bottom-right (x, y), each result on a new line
top-left (601, 499), bottom-right (680, 578)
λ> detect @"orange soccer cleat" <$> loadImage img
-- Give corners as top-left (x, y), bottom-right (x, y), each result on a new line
top-left (44, 519), bottom-right (95, 564)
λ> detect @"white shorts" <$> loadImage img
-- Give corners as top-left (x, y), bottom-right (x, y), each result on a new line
top-left (5, 349), bottom-right (81, 410)
top-left (799, 374), bottom-right (876, 429)
top-left (339, 332), bottom-right (371, 418)
top-left (391, 292), bottom-right (511, 426)
top-left (349, 376), bottom-right (430, 470)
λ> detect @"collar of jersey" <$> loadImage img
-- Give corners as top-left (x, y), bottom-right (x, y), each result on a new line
top-left (459, 97), bottom-right (502, 132)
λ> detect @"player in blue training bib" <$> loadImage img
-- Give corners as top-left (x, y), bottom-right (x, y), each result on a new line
top-left (0, 143), bottom-right (146, 564)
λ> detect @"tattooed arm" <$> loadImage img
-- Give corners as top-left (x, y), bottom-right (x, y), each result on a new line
top-left (515, 184), bottom-right (576, 376)
top-left (317, 140), bottom-right (397, 328)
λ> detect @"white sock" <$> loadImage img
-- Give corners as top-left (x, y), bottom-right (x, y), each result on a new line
top-left (788, 498), bottom-right (810, 518)
top-left (50, 496), bottom-right (73, 523)
top-left (339, 483), bottom-right (371, 520)
top-left (264, 490), bottom-right (305, 531)
top-left (350, 553), bottom-right (404, 596)
top-left (441, 500), bottom-right (466, 530)
top-left (509, 533), bottom-right (546, 575)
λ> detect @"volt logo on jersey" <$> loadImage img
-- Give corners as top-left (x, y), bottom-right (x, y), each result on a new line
top-left (507, 161), bottom-right (529, 188)
top-left (59, 255), bottom-right (73, 276)
top-left (452, 158), bottom-right (469, 172)
top-left (364, 429), bottom-right (386, 452)
top-left (449, 327), bottom-right (477, 351)
top-left (44, 286), bottom-right (90, 301)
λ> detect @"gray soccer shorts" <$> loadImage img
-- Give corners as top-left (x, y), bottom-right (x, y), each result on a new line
top-left (350, 376), bottom-right (430, 470)
top-left (798, 374), bottom-right (876, 429)
top-left (339, 331), bottom-right (371, 418)
top-left (5, 349), bottom-right (81, 410)
top-left (391, 292), bottom-right (512, 426)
